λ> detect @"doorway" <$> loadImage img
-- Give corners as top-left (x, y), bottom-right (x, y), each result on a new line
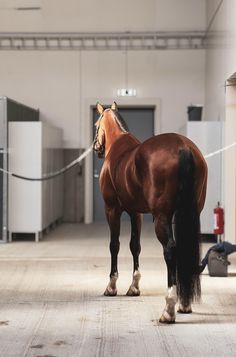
top-left (93, 107), bottom-right (154, 222)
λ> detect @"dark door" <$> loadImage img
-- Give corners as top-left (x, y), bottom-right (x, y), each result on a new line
top-left (93, 107), bottom-right (154, 222)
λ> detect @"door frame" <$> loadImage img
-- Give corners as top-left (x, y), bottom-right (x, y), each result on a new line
top-left (224, 74), bottom-right (236, 244)
top-left (84, 97), bottom-right (161, 224)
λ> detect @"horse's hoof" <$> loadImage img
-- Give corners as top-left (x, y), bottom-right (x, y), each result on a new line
top-left (159, 313), bottom-right (175, 324)
top-left (177, 304), bottom-right (192, 314)
top-left (104, 287), bottom-right (117, 296)
top-left (126, 286), bottom-right (140, 296)
top-left (199, 264), bottom-right (205, 274)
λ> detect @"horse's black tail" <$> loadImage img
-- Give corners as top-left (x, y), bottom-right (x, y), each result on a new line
top-left (174, 149), bottom-right (201, 307)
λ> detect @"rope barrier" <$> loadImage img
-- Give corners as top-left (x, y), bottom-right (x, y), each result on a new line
top-left (204, 142), bottom-right (236, 159)
top-left (0, 140), bottom-right (236, 182)
top-left (0, 145), bottom-right (93, 181)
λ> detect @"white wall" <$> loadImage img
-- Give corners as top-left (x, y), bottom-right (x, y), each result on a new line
top-left (0, 49), bottom-right (206, 148)
top-left (205, 0), bottom-right (236, 121)
top-left (205, 0), bottom-right (236, 243)
top-left (81, 49), bottom-right (205, 147)
top-left (0, 0), bottom-right (206, 32)
top-left (0, 1), bottom-right (206, 148)
top-left (0, 51), bottom-right (80, 147)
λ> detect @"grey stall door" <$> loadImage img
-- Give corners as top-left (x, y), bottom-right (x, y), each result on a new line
top-left (93, 107), bottom-right (154, 222)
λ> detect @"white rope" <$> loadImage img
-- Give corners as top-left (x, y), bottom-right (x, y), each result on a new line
top-left (0, 167), bottom-right (12, 175)
top-left (0, 145), bottom-right (93, 181)
top-left (1, 140), bottom-right (236, 180)
top-left (204, 142), bottom-right (236, 159)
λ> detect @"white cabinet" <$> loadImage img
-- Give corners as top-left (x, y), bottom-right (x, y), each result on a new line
top-left (181, 121), bottom-right (223, 234)
top-left (8, 122), bottom-right (64, 241)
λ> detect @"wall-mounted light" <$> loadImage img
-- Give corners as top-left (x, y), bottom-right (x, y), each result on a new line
top-left (117, 88), bottom-right (137, 97)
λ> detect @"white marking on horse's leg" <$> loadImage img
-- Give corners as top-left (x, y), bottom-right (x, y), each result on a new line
top-left (178, 302), bottom-right (192, 314)
top-left (126, 270), bottom-right (141, 296)
top-left (104, 273), bottom-right (118, 296)
top-left (159, 285), bottom-right (177, 323)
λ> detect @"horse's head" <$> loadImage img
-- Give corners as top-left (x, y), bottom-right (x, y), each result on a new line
top-left (93, 102), bottom-right (118, 158)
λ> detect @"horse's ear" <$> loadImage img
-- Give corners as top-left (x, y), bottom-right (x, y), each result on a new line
top-left (111, 101), bottom-right (118, 111)
top-left (96, 102), bottom-right (104, 114)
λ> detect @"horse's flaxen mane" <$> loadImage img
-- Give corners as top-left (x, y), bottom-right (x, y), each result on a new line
top-left (112, 110), bottom-right (129, 133)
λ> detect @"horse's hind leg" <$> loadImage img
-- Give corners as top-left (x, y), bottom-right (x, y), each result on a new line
top-left (104, 206), bottom-right (121, 296)
top-left (155, 214), bottom-right (177, 323)
top-left (126, 213), bottom-right (142, 296)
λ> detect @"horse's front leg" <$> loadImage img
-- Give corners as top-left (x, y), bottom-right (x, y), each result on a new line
top-left (126, 213), bottom-right (142, 296)
top-left (104, 206), bottom-right (121, 296)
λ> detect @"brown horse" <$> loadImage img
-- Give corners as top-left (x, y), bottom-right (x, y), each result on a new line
top-left (93, 102), bottom-right (207, 323)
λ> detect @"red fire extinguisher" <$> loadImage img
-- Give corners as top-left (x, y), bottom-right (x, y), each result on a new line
top-left (214, 202), bottom-right (224, 241)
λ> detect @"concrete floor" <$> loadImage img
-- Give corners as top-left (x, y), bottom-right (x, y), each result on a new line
top-left (0, 223), bottom-right (236, 357)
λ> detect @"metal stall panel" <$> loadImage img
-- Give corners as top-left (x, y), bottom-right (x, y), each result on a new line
top-left (7, 98), bottom-right (39, 122)
top-left (0, 97), bottom-right (39, 242)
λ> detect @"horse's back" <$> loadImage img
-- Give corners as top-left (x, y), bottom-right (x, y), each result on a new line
top-left (139, 133), bottom-right (203, 160)
top-left (137, 133), bottom-right (206, 175)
